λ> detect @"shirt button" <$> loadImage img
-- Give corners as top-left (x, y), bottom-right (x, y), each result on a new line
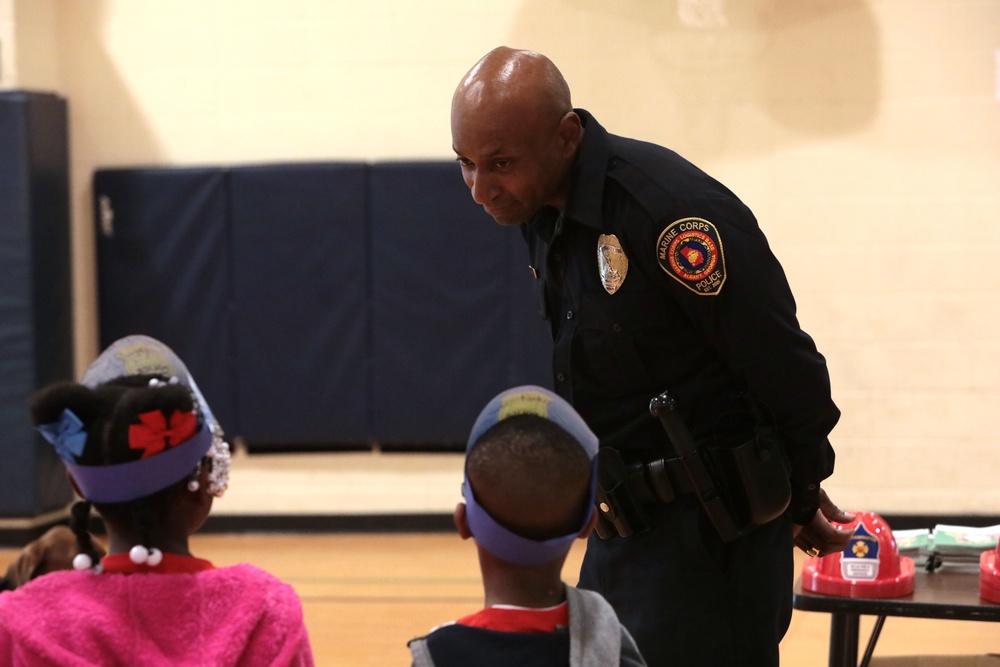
top-left (612, 323), bottom-right (622, 332)
top-left (566, 311), bottom-right (574, 320)
top-left (553, 253), bottom-right (562, 262)
top-left (556, 373), bottom-right (566, 382)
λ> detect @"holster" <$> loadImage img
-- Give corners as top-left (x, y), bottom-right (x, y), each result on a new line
top-left (593, 448), bottom-right (698, 539)
top-left (594, 448), bottom-right (648, 539)
top-left (594, 391), bottom-right (792, 543)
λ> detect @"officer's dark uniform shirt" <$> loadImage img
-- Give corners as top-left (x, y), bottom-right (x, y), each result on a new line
top-left (524, 109), bottom-right (840, 523)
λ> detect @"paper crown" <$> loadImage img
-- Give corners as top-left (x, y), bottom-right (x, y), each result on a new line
top-left (40, 336), bottom-right (218, 504)
top-left (81, 335), bottom-right (220, 436)
top-left (63, 426), bottom-right (213, 504)
top-left (463, 385), bottom-right (598, 565)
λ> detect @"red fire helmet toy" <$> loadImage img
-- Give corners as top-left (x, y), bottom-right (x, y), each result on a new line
top-left (979, 537), bottom-right (1000, 603)
top-left (801, 510), bottom-right (915, 598)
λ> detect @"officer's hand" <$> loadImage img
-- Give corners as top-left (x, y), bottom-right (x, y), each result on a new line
top-left (791, 488), bottom-right (855, 557)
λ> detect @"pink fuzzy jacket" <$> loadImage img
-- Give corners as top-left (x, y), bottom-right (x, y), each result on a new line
top-left (0, 563), bottom-right (314, 666)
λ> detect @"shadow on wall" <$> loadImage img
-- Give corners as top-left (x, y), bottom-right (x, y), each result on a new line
top-left (56, 1), bottom-right (166, 370)
top-left (507, 0), bottom-right (879, 157)
top-left (753, 0), bottom-right (879, 133)
top-left (59, 1), bottom-right (165, 165)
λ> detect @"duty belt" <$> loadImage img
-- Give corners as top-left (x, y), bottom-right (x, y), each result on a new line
top-left (595, 391), bottom-right (791, 542)
top-left (595, 446), bottom-right (698, 538)
top-left (627, 455), bottom-right (696, 505)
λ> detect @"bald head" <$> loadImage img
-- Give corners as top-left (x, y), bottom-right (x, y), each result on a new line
top-left (453, 47), bottom-right (572, 121)
top-left (451, 48), bottom-right (583, 226)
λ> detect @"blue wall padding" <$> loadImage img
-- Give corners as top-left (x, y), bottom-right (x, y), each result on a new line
top-left (501, 223), bottom-right (555, 391)
top-left (93, 168), bottom-right (238, 436)
top-left (368, 162), bottom-right (551, 443)
top-left (229, 163), bottom-right (370, 443)
top-left (92, 161), bottom-right (552, 449)
top-left (0, 91), bottom-right (73, 515)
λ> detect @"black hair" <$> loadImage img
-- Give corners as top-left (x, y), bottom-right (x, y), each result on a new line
top-left (467, 414), bottom-right (592, 541)
top-left (29, 375), bottom-right (201, 553)
top-left (28, 375), bottom-right (197, 466)
top-left (69, 499), bottom-right (103, 567)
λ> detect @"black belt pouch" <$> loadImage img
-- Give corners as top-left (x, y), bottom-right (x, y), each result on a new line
top-left (704, 430), bottom-right (791, 530)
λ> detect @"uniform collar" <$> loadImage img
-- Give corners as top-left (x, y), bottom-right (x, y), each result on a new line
top-left (562, 108), bottom-right (611, 231)
top-left (527, 109), bottom-right (611, 242)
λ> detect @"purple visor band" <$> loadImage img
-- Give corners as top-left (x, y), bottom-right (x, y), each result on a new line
top-left (65, 425), bottom-right (213, 504)
top-left (463, 473), bottom-right (597, 566)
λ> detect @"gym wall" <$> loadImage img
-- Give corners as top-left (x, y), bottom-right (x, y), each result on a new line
top-left (3, 0), bottom-right (999, 515)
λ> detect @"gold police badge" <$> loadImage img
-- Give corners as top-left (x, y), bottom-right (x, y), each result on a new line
top-left (598, 233), bottom-right (628, 295)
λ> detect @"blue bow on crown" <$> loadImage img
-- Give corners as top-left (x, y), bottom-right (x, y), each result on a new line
top-left (37, 409), bottom-right (88, 462)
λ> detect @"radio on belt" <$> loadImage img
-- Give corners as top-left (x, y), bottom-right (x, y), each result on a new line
top-left (801, 510), bottom-right (915, 598)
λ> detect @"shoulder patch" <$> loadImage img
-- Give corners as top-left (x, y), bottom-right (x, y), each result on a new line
top-left (656, 217), bottom-right (726, 295)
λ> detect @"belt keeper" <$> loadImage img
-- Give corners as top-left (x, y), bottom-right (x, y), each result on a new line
top-left (646, 458), bottom-right (676, 504)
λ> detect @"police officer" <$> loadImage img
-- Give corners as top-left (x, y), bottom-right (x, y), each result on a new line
top-left (451, 47), bottom-right (855, 666)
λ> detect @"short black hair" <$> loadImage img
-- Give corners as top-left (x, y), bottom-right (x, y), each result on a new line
top-left (467, 414), bottom-right (592, 541)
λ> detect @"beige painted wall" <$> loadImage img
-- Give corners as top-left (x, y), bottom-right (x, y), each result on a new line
top-left (5, 0), bottom-right (1000, 515)
top-left (0, 4), bottom-right (10, 87)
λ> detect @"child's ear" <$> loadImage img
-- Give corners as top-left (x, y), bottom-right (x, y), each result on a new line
top-left (192, 463), bottom-right (214, 506)
top-left (453, 502), bottom-right (472, 540)
top-left (578, 507), bottom-right (598, 540)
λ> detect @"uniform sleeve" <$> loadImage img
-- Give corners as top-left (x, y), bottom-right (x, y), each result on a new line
top-left (648, 197), bottom-right (840, 523)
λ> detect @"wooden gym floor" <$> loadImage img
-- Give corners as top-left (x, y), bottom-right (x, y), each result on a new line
top-left (2, 451), bottom-right (998, 664)
top-left (3, 535), bottom-right (998, 665)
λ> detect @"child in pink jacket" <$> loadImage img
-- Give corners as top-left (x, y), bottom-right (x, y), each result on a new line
top-left (0, 335), bottom-right (314, 666)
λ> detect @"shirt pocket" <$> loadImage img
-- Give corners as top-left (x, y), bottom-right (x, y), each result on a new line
top-left (575, 290), bottom-right (669, 395)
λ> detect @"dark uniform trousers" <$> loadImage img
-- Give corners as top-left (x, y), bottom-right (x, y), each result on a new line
top-left (578, 496), bottom-right (793, 667)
